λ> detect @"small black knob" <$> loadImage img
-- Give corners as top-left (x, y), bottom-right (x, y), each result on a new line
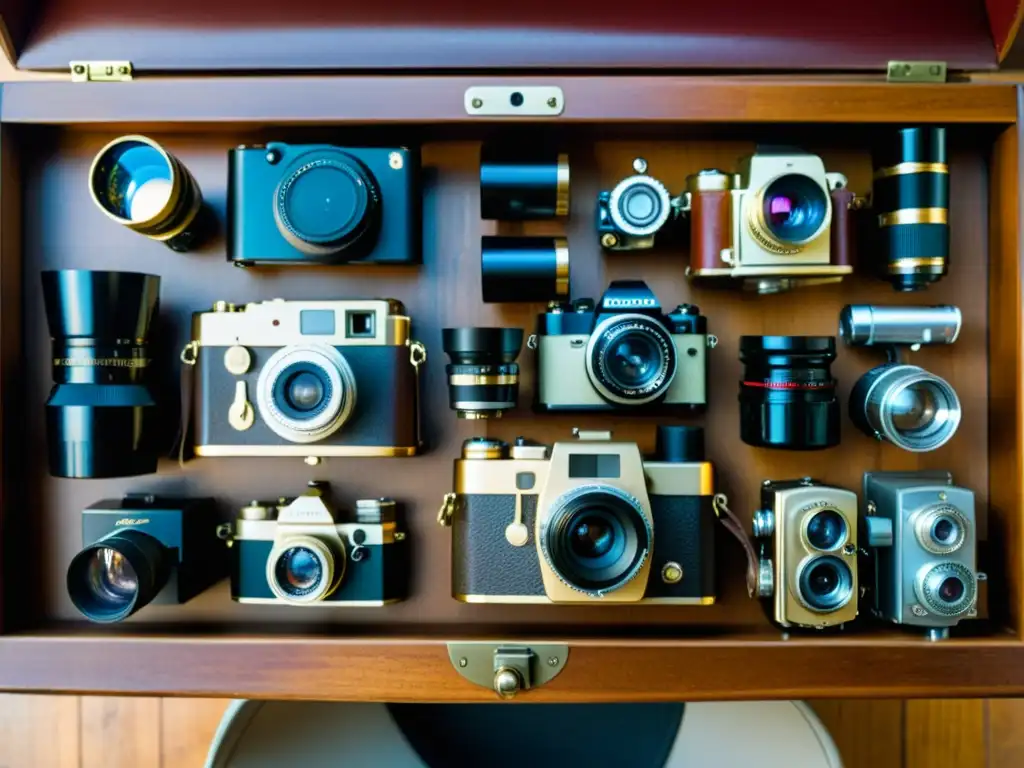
top-left (672, 304), bottom-right (699, 316)
top-left (573, 299), bottom-right (595, 313)
top-left (655, 425), bottom-right (705, 463)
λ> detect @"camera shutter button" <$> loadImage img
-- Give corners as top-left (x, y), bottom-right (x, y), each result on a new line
top-left (224, 345), bottom-right (252, 375)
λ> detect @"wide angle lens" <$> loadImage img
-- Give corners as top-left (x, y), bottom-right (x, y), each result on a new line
top-left (442, 327), bottom-right (523, 419)
top-left (66, 530), bottom-right (167, 623)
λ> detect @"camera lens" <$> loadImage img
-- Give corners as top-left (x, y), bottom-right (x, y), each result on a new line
top-left (608, 175), bottom-right (671, 237)
top-left (542, 486), bottom-right (651, 596)
top-left (42, 270), bottom-right (161, 478)
top-left (274, 546), bottom-right (324, 596)
top-left (267, 536), bottom-right (339, 604)
top-left (917, 562), bottom-right (975, 617)
top-left (442, 327), bottom-right (523, 419)
top-left (934, 518), bottom-right (956, 544)
top-left (587, 315), bottom-right (677, 406)
top-left (273, 147), bottom-right (381, 260)
top-left (798, 555), bottom-right (853, 612)
top-left (257, 344), bottom-right (356, 444)
top-left (806, 509), bottom-right (847, 551)
top-left (915, 505), bottom-right (968, 554)
top-left (850, 363), bottom-right (960, 452)
top-left (757, 174), bottom-right (829, 246)
top-left (872, 127), bottom-right (948, 291)
top-left (66, 530), bottom-right (167, 623)
top-left (739, 336), bottom-right (839, 450)
top-left (89, 135), bottom-right (207, 252)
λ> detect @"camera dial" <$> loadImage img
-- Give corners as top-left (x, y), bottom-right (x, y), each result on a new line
top-left (608, 172), bottom-right (672, 238)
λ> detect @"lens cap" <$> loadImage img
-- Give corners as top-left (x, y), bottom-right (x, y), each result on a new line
top-left (442, 327), bottom-right (524, 365)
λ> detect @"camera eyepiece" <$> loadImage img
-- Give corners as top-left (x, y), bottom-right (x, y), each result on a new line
top-left (442, 327), bottom-right (524, 419)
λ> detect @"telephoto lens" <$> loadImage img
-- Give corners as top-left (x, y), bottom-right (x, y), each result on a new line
top-left (739, 336), bottom-right (840, 450)
top-left (839, 304), bottom-right (962, 347)
top-left (442, 327), bottom-right (524, 418)
top-left (481, 236), bottom-right (569, 303)
top-left (850, 364), bottom-right (961, 452)
top-left (480, 145), bottom-right (570, 220)
top-left (89, 135), bottom-right (209, 252)
top-left (43, 270), bottom-right (161, 478)
top-left (872, 126), bottom-right (949, 291)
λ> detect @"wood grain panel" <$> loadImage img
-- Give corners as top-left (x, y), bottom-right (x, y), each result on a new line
top-left (0, 79), bottom-right (1016, 125)
top-left (988, 699), bottom-right (1024, 766)
top-left (0, 693), bottom-right (79, 768)
top-left (811, 700), bottom-right (903, 768)
top-left (80, 697), bottom-right (160, 768)
top-left (161, 698), bottom-right (229, 768)
top-left (904, 700), bottom-right (987, 768)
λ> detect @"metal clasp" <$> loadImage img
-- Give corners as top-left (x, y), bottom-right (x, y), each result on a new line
top-left (438, 492), bottom-right (457, 527)
top-left (409, 340), bottom-right (427, 368)
top-left (70, 61), bottom-right (133, 82)
top-left (180, 341), bottom-right (199, 366)
top-left (447, 642), bottom-right (569, 699)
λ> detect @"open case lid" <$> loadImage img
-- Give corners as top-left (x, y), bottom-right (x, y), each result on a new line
top-left (0, 0), bottom-right (1021, 74)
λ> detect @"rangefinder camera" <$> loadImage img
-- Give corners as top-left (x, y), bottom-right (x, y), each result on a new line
top-left (185, 298), bottom-right (426, 460)
top-left (221, 482), bottom-right (408, 606)
top-left (681, 149), bottom-right (854, 294)
top-left (439, 425), bottom-right (716, 605)
top-left (532, 280), bottom-right (713, 413)
top-left (863, 471), bottom-right (980, 640)
top-left (753, 479), bottom-right (859, 630)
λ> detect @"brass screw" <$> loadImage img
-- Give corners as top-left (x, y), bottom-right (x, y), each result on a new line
top-left (939, 492), bottom-right (947, 501)
top-left (73, 64), bottom-right (85, 74)
top-left (547, 657), bottom-right (559, 666)
top-left (547, 97), bottom-right (558, 108)
top-left (600, 233), bottom-right (618, 248)
top-left (459, 658), bottom-right (468, 668)
top-left (304, 456), bottom-right (321, 467)
top-left (394, 532), bottom-right (407, 541)
top-left (119, 66), bottom-right (129, 75)
top-left (471, 98), bottom-right (483, 109)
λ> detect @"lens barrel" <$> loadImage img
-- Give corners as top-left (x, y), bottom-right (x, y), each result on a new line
top-left (739, 336), bottom-right (840, 450)
top-left (481, 236), bottom-right (570, 303)
top-left (839, 304), bottom-right (962, 347)
top-left (480, 145), bottom-right (570, 220)
top-left (66, 529), bottom-right (168, 623)
top-left (872, 126), bottom-right (949, 291)
top-left (89, 135), bottom-right (208, 252)
top-left (442, 327), bottom-right (523, 418)
top-left (43, 270), bottom-right (161, 478)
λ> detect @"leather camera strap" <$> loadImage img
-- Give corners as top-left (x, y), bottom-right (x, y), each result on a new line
top-left (713, 493), bottom-right (760, 599)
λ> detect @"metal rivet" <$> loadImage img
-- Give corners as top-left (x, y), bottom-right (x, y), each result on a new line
top-left (471, 98), bottom-right (483, 109)
top-left (547, 97), bottom-right (557, 108)
top-left (459, 658), bottom-right (468, 668)
top-left (938, 492), bottom-right (947, 501)
top-left (304, 456), bottom-right (321, 467)
top-left (547, 657), bottom-right (559, 667)
top-left (600, 233), bottom-right (618, 248)
top-left (73, 65), bottom-right (85, 74)
top-left (389, 152), bottom-right (404, 170)
top-left (912, 605), bottom-right (928, 617)
top-left (843, 544), bottom-right (856, 555)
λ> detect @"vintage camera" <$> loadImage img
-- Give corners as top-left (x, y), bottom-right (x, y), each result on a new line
top-left (863, 471), bottom-right (979, 640)
top-left (753, 479), bottom-right (859, 630)
top-left (597, 158), bottom-right (677, 251)
top-left (227, 143), bottom-right (420, 266)
top-left (681, 149), bottom-right (855, 294)
top-left (440, 425), bottom-right (716, 605)
top-left (532, 280), bottom-right (712, 413)
top-left (66, 494), bottom-right (224, 623)
top-left (185, 298), bottom-right (426, 459)
top-left (222, 482), bottom-right (407, 606)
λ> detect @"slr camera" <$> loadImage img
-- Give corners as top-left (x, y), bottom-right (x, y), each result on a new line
top-left (532, 280), bottom-right (712, 413)
top-left (753, 479), bottom-right (859, 630)
top-left (185, 298), bottom-right (426, 460)
top-left (597, 158), bottom-right (677, 251)
top-left (221, 482), bottom-right (408, 606)
top-left (681, 149), bottom-right (855, 294)
top-left (66, 494), bottom-right (223, 623)
top-left (227, 143), bottom-right (420, 267)
top-left (439, 425), bottom-right (716, 605)
top-left (863, 471), bottom-right (980, 640)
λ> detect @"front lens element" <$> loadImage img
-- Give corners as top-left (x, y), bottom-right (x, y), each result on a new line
top-left (86, 548), bottom-right (139, 605)
top-left (587, 315), bottom-right (677, 406)
top-left (806, 509), bottom-right (847, 551)
top-left (274, 546), bottom-right (324, 597)
top-left (542, 486), bottom-right (651, 596)
top-left (66, 530), bottom-right (166, 623)
top-left (798, 555), bottom-right (854, 612)
top-left (758, 174), bottom-right (829, 246)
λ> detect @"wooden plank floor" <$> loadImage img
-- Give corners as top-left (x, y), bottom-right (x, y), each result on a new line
top-left (0, 696), bottom-right (1016, 767)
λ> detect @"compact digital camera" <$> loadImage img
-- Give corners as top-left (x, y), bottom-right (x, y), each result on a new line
top-left (597, 158), bottom-right (677, 251)
top-left (222, 482), bottom-right (408, 606)
top-left (439, 425), bottom-right (716, 605)
top-left (532, 280), bottom-right (712, 413)
top-left (185, 298), bottom-right (425, 459)
top-left (863, 471), bottom-right (980, 640)
top-left (753, 479), bottom-right (859, 630)
top-left (227, 143), bottom-right (420, 267)
top-left (681, 149), bottom-right (854, 294)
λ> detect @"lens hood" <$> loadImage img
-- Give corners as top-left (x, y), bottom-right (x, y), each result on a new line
top-left (42, 270), bottom-right (160, 341)
top-left (442, 327), bottom-right (524, 365)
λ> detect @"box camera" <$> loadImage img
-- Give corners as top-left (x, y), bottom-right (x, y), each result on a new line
top-left (532, 280), bottom-right (712, 413)
top-left (597, 158), bottom-right (677, 251)
top-left (863, 471), bottom-right (980, 640)
top-left (439, 425), bottom-right (716, 605)
top-left (681, 149), bottom-right (854, 294)
top-left (185, 298), bottom-right (426, 459)
top-left (222, 482), bottom-right (407, 606)
top-left (66, 494), bottom-right (224, 623)
top-left (753, 479), bottom-right (859, 630)
top-left (227, 142), bottom-right (420, 267)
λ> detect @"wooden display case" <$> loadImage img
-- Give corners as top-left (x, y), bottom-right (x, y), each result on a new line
top-left (0, 0), bottom-right (1022, 702)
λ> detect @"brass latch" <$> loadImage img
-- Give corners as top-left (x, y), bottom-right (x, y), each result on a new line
top-left (886, 61), bottom-right (947, 83)
top-left (447, 642), bottom-right (568, 699)
top-left (70, 61), bottom-right (133, 82)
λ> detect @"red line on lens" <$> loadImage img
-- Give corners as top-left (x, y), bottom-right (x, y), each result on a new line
top-left (742, 381), bottom-right (835, 390)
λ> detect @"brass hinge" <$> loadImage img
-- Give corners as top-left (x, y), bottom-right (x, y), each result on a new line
top-left (70, 61), bottom-right (133, 83)
top-left (886, 61), bottom-right (947, 83)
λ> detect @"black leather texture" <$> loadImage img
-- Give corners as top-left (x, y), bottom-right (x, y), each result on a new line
top-left (646, 494), bottom-right (715, 599)
top-left (452, 494), bottom-right (544, 597)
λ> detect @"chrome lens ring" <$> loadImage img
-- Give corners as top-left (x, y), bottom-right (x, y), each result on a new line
top-left (914, 504), bottom-right (969, 555)
top-left (608, 175), bottom-right (672, 237)
top-left (585, 313), bottom-right (677, 406)
top-left (266, 535), bottom-right (341, 604)
top-left (915, 561), bottom-right (976, 618)
top-left (861, 364), bottom-right (961, 452)
top-left (257, 343), bottom-right (356, 444)
top-left (801, 507), bottom-right (849, 553)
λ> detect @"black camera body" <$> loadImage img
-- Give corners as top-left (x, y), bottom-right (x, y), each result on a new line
top-left (227, 143), bottom-right (420, 267)
top-left (533, 280), bottom-right (711, 413)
